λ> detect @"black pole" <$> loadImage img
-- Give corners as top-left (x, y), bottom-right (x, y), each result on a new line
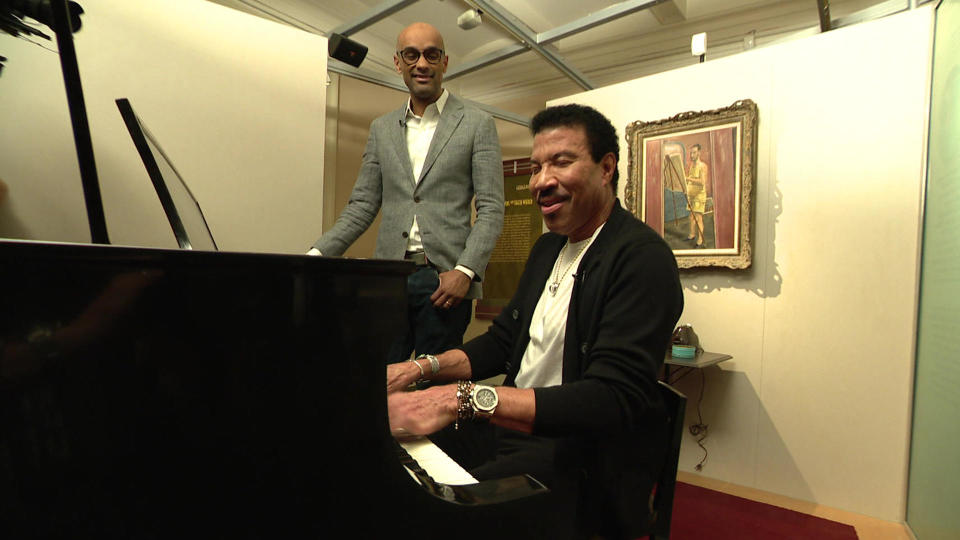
top-left (49, 0), bottom-right (109, 244)
top-left (817, 0), bottom-right (832, 32)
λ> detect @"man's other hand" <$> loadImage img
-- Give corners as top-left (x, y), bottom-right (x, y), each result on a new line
top-left (431, 269), bottom-right (470, 309)
top-left (387, 361), bottom-right (421, 394)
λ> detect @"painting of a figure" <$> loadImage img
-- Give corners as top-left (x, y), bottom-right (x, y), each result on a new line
top-left (624, 100), bottom-right (757, 269)
top-left (653, 127), bottom-right (737, 251)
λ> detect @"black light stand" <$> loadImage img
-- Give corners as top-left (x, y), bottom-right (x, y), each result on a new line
top-left (48, 0), bottom-right (109, 244)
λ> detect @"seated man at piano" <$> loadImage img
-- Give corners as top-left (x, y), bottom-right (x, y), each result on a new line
top-left (387, 104), bottom-right (684, 539)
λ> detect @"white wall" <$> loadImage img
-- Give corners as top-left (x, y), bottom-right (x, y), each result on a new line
top-left (551, 8), bottom-right (934, 520)
top-left (0, 0), bottom-right (327, 253)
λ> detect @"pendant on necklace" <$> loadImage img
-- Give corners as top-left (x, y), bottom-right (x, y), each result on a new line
top-left (548, 282), bottom-right (559, 296)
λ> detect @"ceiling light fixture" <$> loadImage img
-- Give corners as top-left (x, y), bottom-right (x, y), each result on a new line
top-left (691, 32), bottom-right (707, 63)
top-left (457, 9), bottom-right (482, 30)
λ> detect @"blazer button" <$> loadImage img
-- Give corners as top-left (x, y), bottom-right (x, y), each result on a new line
top-left (511, 309), bottom-right (519, 320)
top-left (401, 232), bottom-right (408, 238)
top-left (414, 196), bottom-right (421, 203)
top-left (580, 343), bottom-right (589, 354)
top-left (505, 361), bottom-right (512, 372)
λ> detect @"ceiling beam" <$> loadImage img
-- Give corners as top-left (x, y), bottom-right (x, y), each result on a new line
top-left (225, 0), bottom-right (329, 34)
top-left (537, 0), bottom-right (669, 44)
top-left (832, 0), bottom-right (911, 29)
top-left (327, 58), bottom-right (408, 92)
top-left (649, 0), bottom-right (686, 25)
top-left (327, 59), bottom-right (531, 126)
top-left (445, 43), bottom-right (527, 80)
top-left (448, 0), bottom-right (666, 83)
top-left (331, 0), bottom-right (419, 37)
top-left (466, 0), bottom-right (595, 90)
top-left (463, 99), bottom-right (532, 128)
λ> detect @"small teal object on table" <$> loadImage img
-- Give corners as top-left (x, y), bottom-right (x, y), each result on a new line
top-left (671, 344), bottom-right (697, 359)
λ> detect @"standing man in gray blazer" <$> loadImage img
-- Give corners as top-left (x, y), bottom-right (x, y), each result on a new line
top-left (310, 22), bottom-right (504, 364)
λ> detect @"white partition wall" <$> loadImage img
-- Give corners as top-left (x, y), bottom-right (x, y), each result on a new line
top-left (0, 0), bottom-right (327, 253)
top-left (550, 8), bottom-right (934, 520)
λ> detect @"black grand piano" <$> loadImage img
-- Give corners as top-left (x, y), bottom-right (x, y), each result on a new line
top-left (0, 240), bottom-right (560, 538)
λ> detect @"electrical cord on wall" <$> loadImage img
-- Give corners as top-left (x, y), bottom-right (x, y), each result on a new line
top-left (669, 366), bottom-right (695, 385)
top-left (688, 368), bottom-right (709, 471)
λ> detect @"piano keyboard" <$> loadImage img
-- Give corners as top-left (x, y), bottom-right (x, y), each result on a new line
top-left (396, 436), bottom-right (477, 486)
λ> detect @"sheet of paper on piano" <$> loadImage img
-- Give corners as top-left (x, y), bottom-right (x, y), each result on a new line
top-left (398, 436), bottom-right (478, 485)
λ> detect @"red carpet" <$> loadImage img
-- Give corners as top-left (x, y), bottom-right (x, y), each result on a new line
top-left (670, 482), bottom-right (859, 540)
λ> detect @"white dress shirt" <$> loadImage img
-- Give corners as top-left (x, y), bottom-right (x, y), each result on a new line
top-left (403, 90), bottom-right (447, 253)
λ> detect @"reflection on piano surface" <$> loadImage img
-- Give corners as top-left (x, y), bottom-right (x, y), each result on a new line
top-left (0, 240), bottom-right (559, 539)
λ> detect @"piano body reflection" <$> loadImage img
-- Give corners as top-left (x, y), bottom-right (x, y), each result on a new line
top-left (0, 240), bottom-right (559, 538)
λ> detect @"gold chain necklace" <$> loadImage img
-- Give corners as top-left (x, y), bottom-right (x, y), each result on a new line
top-left (548, 240), bottom-right (589, 296)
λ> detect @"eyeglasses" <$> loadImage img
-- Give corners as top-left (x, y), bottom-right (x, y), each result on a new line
top-left (396, 47), bottom-right (445, 65)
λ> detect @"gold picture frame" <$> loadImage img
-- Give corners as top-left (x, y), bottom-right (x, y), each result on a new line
top-left (625, 99), bottom-right (758, 269)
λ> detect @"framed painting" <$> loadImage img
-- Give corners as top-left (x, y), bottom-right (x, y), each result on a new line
top-left (624, 99), bottom-right (758, 269)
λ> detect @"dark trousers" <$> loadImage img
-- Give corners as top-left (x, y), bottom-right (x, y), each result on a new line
top-left (386, 266), bottom-right (473, 364)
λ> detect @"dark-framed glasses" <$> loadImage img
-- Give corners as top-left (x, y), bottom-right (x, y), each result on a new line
top-left (397, 47), bottom-right (445, 65)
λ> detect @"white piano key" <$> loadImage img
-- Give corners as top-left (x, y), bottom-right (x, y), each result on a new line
top-left (398, 436), bottom-right (478, 485)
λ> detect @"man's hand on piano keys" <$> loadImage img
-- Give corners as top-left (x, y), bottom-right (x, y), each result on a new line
top-left (387, 361), bottom-right (422, 394)
top-left (388, 384), bottom-right (458, 436)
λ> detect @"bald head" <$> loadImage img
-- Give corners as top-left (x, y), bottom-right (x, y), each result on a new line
top-left (396, 22), bottom-right (445, 51)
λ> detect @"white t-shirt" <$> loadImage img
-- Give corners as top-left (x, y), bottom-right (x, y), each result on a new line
top-left (514, 224), bottom-right (604, 388)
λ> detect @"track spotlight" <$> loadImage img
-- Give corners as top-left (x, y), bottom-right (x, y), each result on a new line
top-left (457, 9), bottom-right (482, 30)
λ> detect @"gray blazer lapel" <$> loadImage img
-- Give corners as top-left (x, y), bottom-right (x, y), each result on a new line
top-left (417, 96), bottom-right (464, 183)
top-left (389, 106), bottom-right (415, 183)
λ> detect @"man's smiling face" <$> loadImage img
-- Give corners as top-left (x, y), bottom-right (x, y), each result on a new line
top-left (529, 125), bottom-right (615, 242)
top-left (394, 23), bottom-right (448, 107)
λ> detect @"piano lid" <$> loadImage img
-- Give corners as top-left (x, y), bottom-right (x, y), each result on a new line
top-left (116, 97), bottom-right (218, 251)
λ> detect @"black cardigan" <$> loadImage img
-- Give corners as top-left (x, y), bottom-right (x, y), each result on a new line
top-left (460, 200), bottom-right (684, 538)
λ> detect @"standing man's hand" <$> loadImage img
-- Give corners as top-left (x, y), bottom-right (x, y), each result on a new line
top-left (432, 269), bottom-right (471, 309)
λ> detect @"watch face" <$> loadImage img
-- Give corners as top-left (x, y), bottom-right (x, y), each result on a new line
top-left (474, 387), bottom-right (498, 411)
